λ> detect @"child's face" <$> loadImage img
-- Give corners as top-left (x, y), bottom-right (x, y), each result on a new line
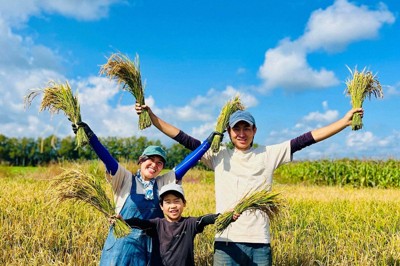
top-left (160, 193), bottom-right (186, 222)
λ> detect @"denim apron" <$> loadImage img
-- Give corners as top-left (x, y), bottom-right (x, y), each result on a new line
top-left (99, 176), bottom-right (163, 266)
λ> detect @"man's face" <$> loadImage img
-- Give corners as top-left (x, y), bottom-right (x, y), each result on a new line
top-left (228, 121), bottom-right (257, 151)
top-left (160, 193), bottom-right (186, 222)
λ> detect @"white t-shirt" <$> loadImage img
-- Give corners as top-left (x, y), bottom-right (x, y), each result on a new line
top-left (202, 141), bottom-right (291, 244)
top-left (111, 164), bottom-right (176, 214)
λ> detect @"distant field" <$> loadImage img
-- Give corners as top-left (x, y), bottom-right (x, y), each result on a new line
top-left (1, 161), bottom-right (399, 265)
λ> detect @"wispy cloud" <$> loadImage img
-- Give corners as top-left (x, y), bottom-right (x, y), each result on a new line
top-left (0, 0), bottom-right (121, 26)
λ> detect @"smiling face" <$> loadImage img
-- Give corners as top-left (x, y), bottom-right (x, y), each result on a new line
top-left (139, 155), bottom-right (165, 181)
top-left (228, 121), bottom-right (257, 151)
top-left (160, 193), bottom-right (186, 222)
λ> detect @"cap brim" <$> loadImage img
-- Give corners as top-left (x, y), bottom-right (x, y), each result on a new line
top-left (229, 119), bottom-right (254, 128)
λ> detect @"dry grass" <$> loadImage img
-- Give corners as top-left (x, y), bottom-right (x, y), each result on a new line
top-left (24, 80), bottom-right (88, 148)
top-left (345, 66), bottom-right (383, 130)
top-left (211, 95), bottom-right (245, 152)
top-left (100, 52), bottom-right (151, 130)
top-left (50, 166), bottom-right (131, 238)
top-left (215, 186), bottom-right (282, 233)
top-left (3, 162), bottom-right (400, 265)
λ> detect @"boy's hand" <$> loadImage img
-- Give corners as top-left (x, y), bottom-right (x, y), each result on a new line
top-left (232, 212), bottom-right (241, 221)
top-left (109, 214), bottom-right (122, 225)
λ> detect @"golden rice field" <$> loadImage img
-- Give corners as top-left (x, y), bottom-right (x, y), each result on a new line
top-left (1, 161), bottom-right (400, 266)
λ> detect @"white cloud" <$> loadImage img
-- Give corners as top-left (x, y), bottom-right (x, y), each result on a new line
top-left (258, 39), bottom-right (339, 91)
top-left (385, 83), bottom-right (400, 97)
top-left (0, 0), bottom-right (121, 26)
top-left (0, 0), bottom-right (122, 139)
top-left (258, 0), bottom-right (395, 92)
top-left (303, 109), bottom-right (339, 123)
top-left (131, 86), bottom-right (259, 141)
top-left (301, 0), bottom-right (395, 52)
top-left (345, 131), bottom-right (393, 153)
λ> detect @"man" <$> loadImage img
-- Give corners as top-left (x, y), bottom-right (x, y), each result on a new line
top-left (136, 103), bottom-right (363, 265)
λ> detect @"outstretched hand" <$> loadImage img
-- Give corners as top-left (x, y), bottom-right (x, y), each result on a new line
top-left (135, 103), bottom-right (151, 115)
top-left (344, 108), bottom-right (364, 126)
top-left (109, 214), bottom-right (123, 225)
top-left (71, 121), bottom-right (94, 139)
top-left (206, 131), bottom-right (224, 143)
top-left (232, 212), bottom-right (241, 221)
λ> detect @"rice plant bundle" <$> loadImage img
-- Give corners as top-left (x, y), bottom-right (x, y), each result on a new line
top-left (344, 66), bottom-right (383, 130)
top-left (50, 167), bottom-right (131, 238)
top-left (215, 188), bottom-right (282, 233)
top-left (24, 81), bottom-right (88, 148)
top-left (211, 96), bottom-right (245, 152)
top-left (100, 52), bottom-right (151, 130)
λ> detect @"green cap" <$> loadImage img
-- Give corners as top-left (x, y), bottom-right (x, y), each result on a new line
top-left (141, 145), bottom-right (167, 163)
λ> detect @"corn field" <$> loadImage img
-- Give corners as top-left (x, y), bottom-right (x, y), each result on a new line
top-left (275, 159), bottom-right (400, 188)
top-left (1, 160), bottom-right (400, 265)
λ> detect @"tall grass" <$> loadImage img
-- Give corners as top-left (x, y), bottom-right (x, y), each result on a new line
top-left (1, 161), bottom-right (400, 265)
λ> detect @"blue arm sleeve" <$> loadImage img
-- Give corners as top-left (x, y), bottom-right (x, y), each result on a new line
top-left (173, 132), bottom-right (215, 180)
top-left (89, 135), bottom-right (119, 175)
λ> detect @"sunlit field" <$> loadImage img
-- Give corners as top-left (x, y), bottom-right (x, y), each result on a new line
top-left (1, 161), bottom-right (399, 265)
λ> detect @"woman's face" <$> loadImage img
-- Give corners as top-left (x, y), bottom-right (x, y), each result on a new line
top-left (140, 155), bottom-right (164, 181)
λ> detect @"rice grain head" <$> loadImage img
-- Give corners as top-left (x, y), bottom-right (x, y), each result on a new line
top-left (24, 81), bottom-right (89, 148)
top-left (50, 167), bottom-right (131, 238)
top-left (100, 52), bottom-right (151, 130)
top-left (215, 186), bottom-right (283, 233)
top-left (344, 66), bottom-right (383, 130)
top-left (211, 95), bottom-right (245, 152)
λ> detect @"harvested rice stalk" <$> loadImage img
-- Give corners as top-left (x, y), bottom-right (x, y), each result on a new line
top-left (100, 53), bottom-right (151, 130)
top-left (345, 66), bottom-right (383, 130)
top-left (215, 187), bottom-right (282, 234)
top-left (50, 167), bottom-right (131, 238)
top-left (24, 81), bottom-right (88, 148)
top-left (211, 96), bottom-right (245, 152)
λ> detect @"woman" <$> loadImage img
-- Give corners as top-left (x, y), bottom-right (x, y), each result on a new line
top-left (72, 121), bottom-right (220, 266)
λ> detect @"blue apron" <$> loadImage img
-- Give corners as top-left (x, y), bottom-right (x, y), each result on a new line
top-left (99, 176), bottom-right (163, 266)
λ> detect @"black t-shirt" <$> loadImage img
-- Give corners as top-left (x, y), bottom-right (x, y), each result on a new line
top-left (125, 214), bottom-right (218, 266)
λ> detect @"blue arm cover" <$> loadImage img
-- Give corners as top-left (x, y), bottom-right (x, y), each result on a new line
top-left (173, 136), bottom-right (212, 180)
top-left (89, 135), bottom-right (119, 175)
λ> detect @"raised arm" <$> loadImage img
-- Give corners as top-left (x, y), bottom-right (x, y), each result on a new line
top-left (72, 122), bottom-right (118, 175)
top-left (290, 108), bottom-right (363, 154)
top-left (174, 131), bottom-right (222, 180)
top-left (136, 103), bottom-right (180, 138)
top-left (311, 108), bottom-right (363, 142)
top-left (135, 103), bottom-right (201, 150)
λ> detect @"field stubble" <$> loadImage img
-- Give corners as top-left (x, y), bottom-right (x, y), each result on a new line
top-left (1, 162), bottom-right (400, 265)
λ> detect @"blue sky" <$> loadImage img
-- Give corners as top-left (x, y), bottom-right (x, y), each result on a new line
top-left (0, 0), bottom-right (399, 160)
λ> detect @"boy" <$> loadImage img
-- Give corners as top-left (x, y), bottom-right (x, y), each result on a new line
top-left (117, 183), bottom-right (238, 266)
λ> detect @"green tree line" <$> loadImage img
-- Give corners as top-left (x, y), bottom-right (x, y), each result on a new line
top-left (0, 134), bottom-right (194, 168)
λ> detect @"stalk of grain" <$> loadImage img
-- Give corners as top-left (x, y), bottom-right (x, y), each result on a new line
top-left (50, 167), bottom-right (131, 238)
top-left (24, 81), bottom-right (88, 148)
top-left (215, 187), bottom-right (282, 233)
top-left (211, 96), bottom-right (245, 152)
top-left (344, 66), bottom-right (383, 130)
top-left (100, 53), bottom-right (151, 130)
